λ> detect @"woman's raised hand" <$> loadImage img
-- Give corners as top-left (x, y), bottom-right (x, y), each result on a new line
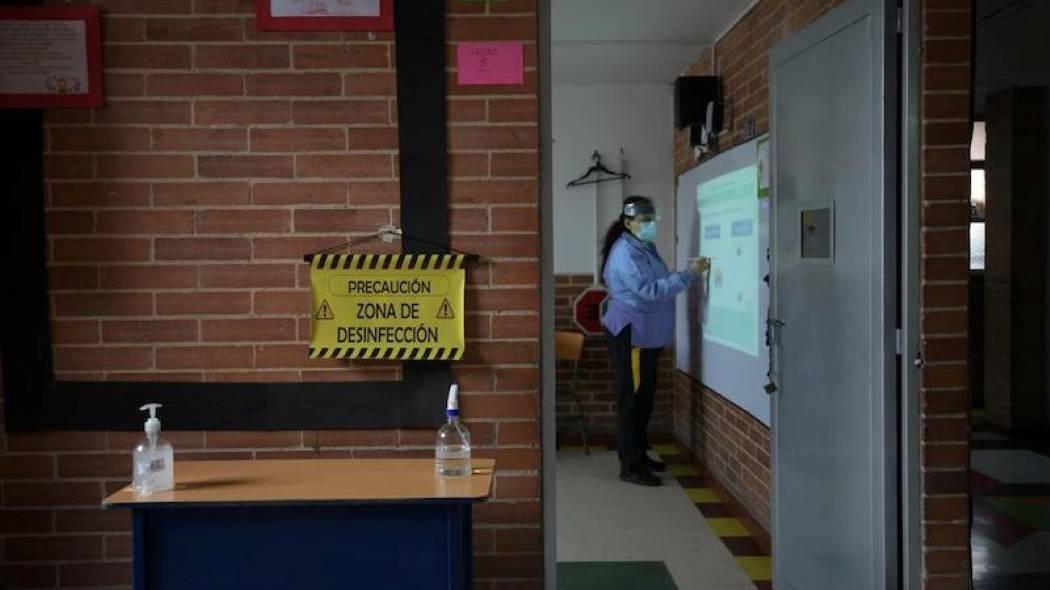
top-left (688, 257), bottom-right (711, 274)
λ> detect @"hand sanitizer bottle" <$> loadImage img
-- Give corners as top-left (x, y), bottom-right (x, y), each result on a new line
top-left (435, 384), bottom-right (471, 478)
top-left (132, 403), bottom-right (174, 495)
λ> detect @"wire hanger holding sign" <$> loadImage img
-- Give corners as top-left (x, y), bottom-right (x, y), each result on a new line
top-left (302, 225), bottom-right (481, 263)
top-left (566, 150), bottom-right (631, 188)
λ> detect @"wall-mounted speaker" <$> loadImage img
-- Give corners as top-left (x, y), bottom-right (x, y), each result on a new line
top-left (674, 76), bottom-right (719, 130)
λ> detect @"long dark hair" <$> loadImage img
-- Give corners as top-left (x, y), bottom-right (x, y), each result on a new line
top-left (600, 195), bottom-right (654, 277)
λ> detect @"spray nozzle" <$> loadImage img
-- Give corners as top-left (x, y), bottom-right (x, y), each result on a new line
top-left (140, 403), bottom-right (163, 436)
top-left (445, 384), bottom-right (459, 418)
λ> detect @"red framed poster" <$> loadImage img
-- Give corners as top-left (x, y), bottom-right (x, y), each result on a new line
top-left (0, 6), bottom-right (103, 109)
top-left (256, 0), bottom-right (394, 31)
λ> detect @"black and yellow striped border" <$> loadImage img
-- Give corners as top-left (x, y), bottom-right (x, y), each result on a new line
top-left (311, 253), bottom-right (467, 271)
top-left (308, 346), bottom-right (462, 361)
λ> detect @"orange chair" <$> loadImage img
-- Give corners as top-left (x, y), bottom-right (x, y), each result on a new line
top-left (555, 330), bottom-right (590, 455)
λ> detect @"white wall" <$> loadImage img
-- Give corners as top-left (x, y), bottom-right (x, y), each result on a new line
top-left (552, 84), bottom-right (676, 277)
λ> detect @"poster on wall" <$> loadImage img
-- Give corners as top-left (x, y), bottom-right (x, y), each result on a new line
top-left (0, 7), bottom-right (102, 109)
top-left (457, 41), bottom-right (525, 86)
top-left (256, 0), bottom-right (394, 31)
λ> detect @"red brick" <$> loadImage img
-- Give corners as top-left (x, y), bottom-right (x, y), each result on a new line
top-left (195, 44), bottom-right (289, 69)
top-left (493, 527), bottom-right (542, 552)
top-left (195, 100), bottom-right (291, 124)
top-left (199, 155), bottom-right (294, 178)
top-left (491, 152), bottom-right (538, 177)
top-left (46, 211), bottom-right (95, 234)
top-left (156, 345), bottom-right (253, 369)
top-left (5, 432), bottom-right (107, 452)
top-left (293, 208), bottom-right (391, 232)
top-left (146, 72), bottom-right (243, 96)
top-left (205, 431), bottom-right (303, 449)
top-left (451, 179), bottom-right (537, 205)
top-left (496, 367), bottom-right (539, 390)
top-left (5, 536), bottom-right (103, 562)
top-left (197, 209), bottom-right (291, 234)
top-left (0, 455), bottom-right (56, 479)
top-left (461, 394), bottom-right (539, 419)
top-left (251, 128), bottom-right (346, 152)
top-left (145, 17), bottom-right (242, 40)
top-left (292, 44), bottom-right (389, 69)
top-left (56, 453), bottom-right (132, 479)
top-left (451, 207), bottom-right (489, 232)
top-left (450, 152), bottom-right (489, 177)
top-left (254, 291), bottom-right (310, 314)
top-left (97, 154), bottom-right (195, 178)
top-left (155, 237), bottom-right (250, 260)
top-left (451, 234), bottom-right (538, 258)
top-left (154, 181), bottom-right (251, 206)
top-left (492, 261), bottom-right (538, 285)
top-left (200, 263), bottom-right (296, 288)
top-left (246, 73), bottom-right (342, 96)
top-left (448, 98), bottom-right (487, 122)
top-left (252, 236), bottom-right (345, 260)
top-left (53, 292), bottom-right (153, 317)
top-left (249, 183), bottom-right (344, 207)
top-left (498, 421), bottom-right (540, 445)
top-left (102, 16), bottom-right (145, 42)
top-left (54, 346), bottom-right (154, 371)
top-left (58, 563), bottom-right (132, 588)
top-left (345, 72), bottom-right (396, 95)
top-left (50, 182), bottom-right (151, 208)
top-left (100, 264), bottom-right (198, 289)
top-left (201, 318), bottom-right (296, 342)
top-left (349, 181), bottom-right (400, 205)
top-left (44, 155), bottom-right (94, 179)
top-left (474, 501), bottom-right (541, 524)
top-left (489, 98), bottom-right (538, 122)
top-left (102, 319), bottom-right (198, 343)
top-left (447, 16), bottom-right (536, 41)
top-left (50, 127), bottom-right (150, 152)
top-left (295, 154), bottom-right (394, 179)
top-left (448, 126), bottom-right (538, 151)
top-left (0, 510), bottom-right (55, 535)
top-left (5, 482), bottom-right (103, 507)
top-left (151, 128), bottom-right (247, 151)
top-left (96, 210), bottom-right (194, 234)
top-left (104, 44), bottom-right (191, 69)
top-left (292, 100), bottom-right (390, 125)
top-left (492, 314), bottom-right (540, 338)
top-left (347, 127), bottom-right (399, 150)
top-left (55, 508), bottom-right (131, 533)
top-left (52, 319), bottom-right (101, 344)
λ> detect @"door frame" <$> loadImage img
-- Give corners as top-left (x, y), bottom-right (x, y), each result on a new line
top-left (768, 0), bottom-right (902, 587)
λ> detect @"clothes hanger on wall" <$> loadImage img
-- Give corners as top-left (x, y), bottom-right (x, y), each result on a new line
top-left (566, 150), bottom-right (631, 188)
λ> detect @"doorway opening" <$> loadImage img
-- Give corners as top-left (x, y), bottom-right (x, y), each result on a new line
top-left (968, 2), bottom-right (1050, 589)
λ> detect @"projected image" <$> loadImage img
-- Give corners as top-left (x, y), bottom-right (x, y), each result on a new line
top-left (697, 166), bottom-right (760, 356)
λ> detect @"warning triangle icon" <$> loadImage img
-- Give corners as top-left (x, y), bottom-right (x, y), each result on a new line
top-left (436, 298), bottom-right (455, 320)
top-left (315, 299), bottom-right (335, 320)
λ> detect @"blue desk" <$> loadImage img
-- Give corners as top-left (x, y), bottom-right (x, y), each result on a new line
top-left (103, 458), bottom-right (494, 590)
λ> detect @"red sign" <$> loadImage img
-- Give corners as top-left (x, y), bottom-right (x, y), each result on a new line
top-left (573, 286), bottom-right (608, 336)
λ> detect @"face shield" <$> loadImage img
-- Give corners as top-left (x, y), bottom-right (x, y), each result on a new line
top-left (623, 200), bottom-right (662, 223)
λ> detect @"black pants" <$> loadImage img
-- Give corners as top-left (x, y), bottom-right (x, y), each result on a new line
top-left (605, 326), bottom-right (660, 473)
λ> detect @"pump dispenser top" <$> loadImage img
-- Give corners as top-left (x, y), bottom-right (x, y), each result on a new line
top-left (140, 403), bottom-right (162, 437)
top-left (436, 383), bottom-right (471, 477)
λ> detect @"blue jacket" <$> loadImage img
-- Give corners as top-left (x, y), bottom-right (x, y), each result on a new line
top-left (601, 232), bottom-right (696, 348)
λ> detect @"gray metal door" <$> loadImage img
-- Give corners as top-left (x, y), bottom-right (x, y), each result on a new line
top-left (770, 0), bottom-right (897, 589)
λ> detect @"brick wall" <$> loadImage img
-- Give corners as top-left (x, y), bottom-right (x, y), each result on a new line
top-left (670, 0), bottom-right (843, 535)
top-left (0, 1), bottom-right (542, 588)
top-left (553, 274), bottom-right (673, 439)
top-left (674, 373), bottom-right (771, 529)
top-left (920, 0), bottom-right (974, 587)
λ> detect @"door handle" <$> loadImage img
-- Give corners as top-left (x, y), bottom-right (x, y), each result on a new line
top-left (765, 317), bottom-right (785, 394)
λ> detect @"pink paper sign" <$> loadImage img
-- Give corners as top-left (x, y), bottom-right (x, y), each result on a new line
top-left (457, 41), bottom-right (524, 86)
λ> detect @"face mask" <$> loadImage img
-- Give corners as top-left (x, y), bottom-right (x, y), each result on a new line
top-left (635, 221), bottom-right (657, 242)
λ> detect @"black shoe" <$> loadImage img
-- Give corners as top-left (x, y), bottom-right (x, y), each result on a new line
top-left (620, 469), bottom-right (662, 487)
top-left (646, 456), bottom-right (667, 472)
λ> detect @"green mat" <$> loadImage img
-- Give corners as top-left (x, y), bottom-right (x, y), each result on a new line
top-left (557, 561), bottom-right (679, 590)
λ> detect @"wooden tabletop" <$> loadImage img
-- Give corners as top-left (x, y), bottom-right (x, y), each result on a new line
top-left (103, 458), bottom-right (495, 508)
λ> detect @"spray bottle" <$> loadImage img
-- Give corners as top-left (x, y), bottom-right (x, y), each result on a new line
top-left (132, 403), bottom-right (174, 495)
top-left (435, 384), bottom-right (472, 477)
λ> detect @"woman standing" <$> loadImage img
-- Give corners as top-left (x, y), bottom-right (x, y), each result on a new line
top-left (601, 196), bottom-right (708, 486)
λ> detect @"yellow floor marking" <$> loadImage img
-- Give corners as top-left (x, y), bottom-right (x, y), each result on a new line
top-left (685, 488), bottom-right (720, 503)
top-left (652, 444), bottom-right (680, 456)
top-left (706, 517), bottom-right (750, 537)
top-left (735, 556), bottom-right (772, 581)
top-left (669, 464), bottom-right (699, 477)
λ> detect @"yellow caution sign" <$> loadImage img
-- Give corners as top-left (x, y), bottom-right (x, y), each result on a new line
top-left (308, 254), bottom-right (466, 361)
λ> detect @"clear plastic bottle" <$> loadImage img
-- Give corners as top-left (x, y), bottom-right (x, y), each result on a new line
top-left (436, 384), bottom-right (472, 478)
top-left (132, 403), bottom-right (175, 495)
